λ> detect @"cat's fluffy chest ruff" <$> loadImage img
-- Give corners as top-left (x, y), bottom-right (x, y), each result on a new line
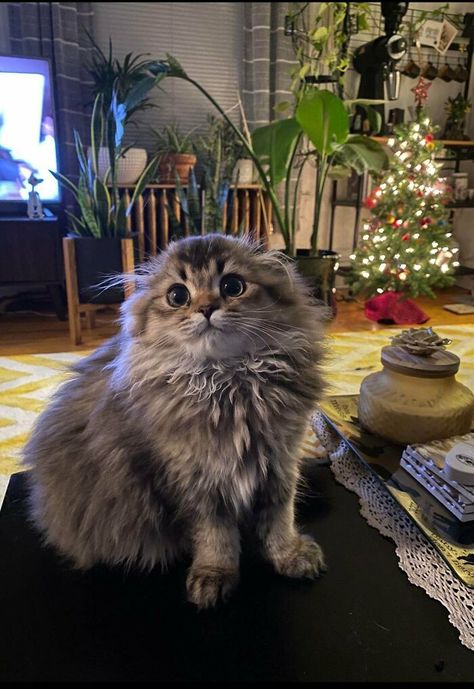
top-left (117, 351), bottom-right (304, 514)
top-left (167, 354), bottom-right (295, 421)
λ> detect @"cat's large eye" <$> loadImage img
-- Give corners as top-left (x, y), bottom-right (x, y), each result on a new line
top-left (220, 274), bottom-right (246, 298)
top-left (166, 284), bottom-right (190, 308)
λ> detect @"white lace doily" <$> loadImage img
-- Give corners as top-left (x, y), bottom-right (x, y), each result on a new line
top-left (311, 411), bottom-right (474, 653)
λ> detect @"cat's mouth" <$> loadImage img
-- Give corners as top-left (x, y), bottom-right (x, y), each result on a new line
top-left (195, 320), bottom-right (221, 337)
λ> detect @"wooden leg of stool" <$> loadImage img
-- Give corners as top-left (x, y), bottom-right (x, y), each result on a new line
top-left (121, 238), bottom-right (135, 299)
top-left (84, 310), bottom-right (96, 329)
top-left (63, 238), bottom-right (82, 346)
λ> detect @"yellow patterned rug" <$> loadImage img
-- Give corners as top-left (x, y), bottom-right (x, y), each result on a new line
top-left (1, 324), bottom-right (473, 480)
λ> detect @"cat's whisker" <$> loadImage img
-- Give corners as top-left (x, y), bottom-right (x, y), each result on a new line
top-left (231, 323), bottom-right (283, 371)
top-left (234, 317), bottom-right (307, 361)
top-left (231, 320), bottom-right (297, 368)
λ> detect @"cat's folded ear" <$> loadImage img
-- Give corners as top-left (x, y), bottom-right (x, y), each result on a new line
top-left (255, 250), bottom-right (299, 286)
top-left (252, 249), bottom-right (314, 305)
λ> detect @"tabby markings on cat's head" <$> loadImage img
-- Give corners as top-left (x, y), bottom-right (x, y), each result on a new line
top-left (125, 234), bottom-right (312, 361)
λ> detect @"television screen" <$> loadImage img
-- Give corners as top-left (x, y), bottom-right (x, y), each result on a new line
top-left (0, 54), bottom-right (60, 203)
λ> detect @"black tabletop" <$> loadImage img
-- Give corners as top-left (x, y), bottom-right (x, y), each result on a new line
top-left (1, 467), bottom-right (473, 683)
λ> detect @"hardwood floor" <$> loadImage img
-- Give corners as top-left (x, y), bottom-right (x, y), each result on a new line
top-left (0, 287), bottom-right (473, 356)
top-left (330, 287), bottom-right (474, 333)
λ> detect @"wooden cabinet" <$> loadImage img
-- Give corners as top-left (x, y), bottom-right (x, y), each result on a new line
top-left (0, 216), bottom-right (66, 319)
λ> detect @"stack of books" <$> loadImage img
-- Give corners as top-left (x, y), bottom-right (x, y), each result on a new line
top-left (400, 432), bottom-right (474, 523)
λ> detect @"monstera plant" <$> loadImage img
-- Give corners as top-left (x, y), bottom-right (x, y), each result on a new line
top-left (150, 55), bottom-right (388, 312)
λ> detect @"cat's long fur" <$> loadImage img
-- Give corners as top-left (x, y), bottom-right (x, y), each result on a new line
top-left (23, 235), bottom-right (327, 608)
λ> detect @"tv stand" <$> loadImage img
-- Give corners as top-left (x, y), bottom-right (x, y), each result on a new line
top-left (0, 215), bottom-right (67, 320)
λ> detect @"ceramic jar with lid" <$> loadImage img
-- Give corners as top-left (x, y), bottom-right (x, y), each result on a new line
top-left (358, 345), bottom-right (474, 445)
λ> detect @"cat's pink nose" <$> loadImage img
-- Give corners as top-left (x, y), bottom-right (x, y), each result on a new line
top-left (198, 304), bottom-right (217, 321)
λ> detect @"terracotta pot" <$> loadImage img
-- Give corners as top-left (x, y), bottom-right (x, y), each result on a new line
top-left (158, 153), bottom-right (197, 184)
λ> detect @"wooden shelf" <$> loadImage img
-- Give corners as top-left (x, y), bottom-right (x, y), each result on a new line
top-left (111, 183), bottom-right (264, 190)
top-left (333, 199), bottom-right (474, 209)
top-left (371, 136), bottom-right (474, 146)
top-left (447, 201), bottom-right (474, 208)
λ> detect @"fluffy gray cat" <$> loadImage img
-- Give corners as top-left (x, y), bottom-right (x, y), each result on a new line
top-left (23, 234), bottom-right (327, 609)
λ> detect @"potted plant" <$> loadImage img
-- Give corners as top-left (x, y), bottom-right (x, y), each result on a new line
top-left (233, 155), bottom-right (254, 185)
top-left (51, 85), bottom-right (161, 305)
top-left (86, 32), bottom-right (163, 184)
top-left (194, 115), bottom-right (248, 232)
top-left (443, 93), bottom-right (472, 141)
top-left (153, 123), bottom-right (197, 184)
top-left (151, 55), bottom-right (388, 314)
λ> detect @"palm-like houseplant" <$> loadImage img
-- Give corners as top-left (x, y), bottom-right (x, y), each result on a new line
top-left (86, 32), bottom-right (163, 184)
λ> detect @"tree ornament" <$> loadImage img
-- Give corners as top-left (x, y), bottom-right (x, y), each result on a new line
top-left (425, 134), bottom-right (434, 143)
top-left (387, 214), bottom-right (396, 224)
top-left (402, 233), bottom-right (410, 241)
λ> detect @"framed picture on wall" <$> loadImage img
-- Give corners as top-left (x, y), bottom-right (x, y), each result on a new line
top-left (417, 19), bottom-right (444, 49)
top-left (437, 19), bottom-right (459, 55)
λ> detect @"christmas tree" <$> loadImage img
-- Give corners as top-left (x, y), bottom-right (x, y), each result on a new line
top-left (348, 108), bottom-right (459, 299)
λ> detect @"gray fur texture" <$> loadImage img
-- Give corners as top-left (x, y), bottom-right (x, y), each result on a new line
top-left (23, 235), bottom-right (327, 608)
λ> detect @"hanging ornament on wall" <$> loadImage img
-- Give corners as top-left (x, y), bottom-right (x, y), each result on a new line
top-left (411, 76), bottom-right (432, 108)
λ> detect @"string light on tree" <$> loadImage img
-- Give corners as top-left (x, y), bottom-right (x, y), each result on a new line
top-left (348, 107), bottom-right (458, 300)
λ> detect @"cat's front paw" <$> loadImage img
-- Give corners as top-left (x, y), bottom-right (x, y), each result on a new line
top-left (272, 534), bottom-right (326, 579)
top-left (186, 565), bottom-right (239, 609)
